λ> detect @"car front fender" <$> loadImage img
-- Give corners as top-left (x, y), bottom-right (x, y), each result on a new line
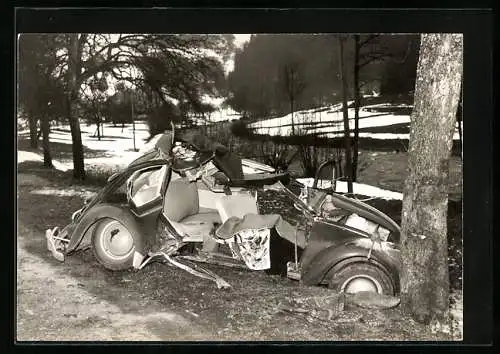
top-left (301, 241), bottom-right (400, 291)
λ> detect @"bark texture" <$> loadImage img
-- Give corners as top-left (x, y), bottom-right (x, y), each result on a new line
top-left (41, 115), bottom-right (52, 167)
top-left (400, 34), bottom-right (463, 324)
top-left (28, 115), bottom-right (38, 149)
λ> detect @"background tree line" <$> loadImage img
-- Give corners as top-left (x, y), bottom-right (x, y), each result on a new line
top-left (227, 34), bottom-right (419, 120)
top-left (18, 33), bottom-right (235, 179)
top-left (18, 33), bottom-right (419, 184)
top-left (227, 33), bottom-right (420, 193)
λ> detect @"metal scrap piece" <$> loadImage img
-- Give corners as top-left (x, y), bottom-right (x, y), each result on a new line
top-left (147, 251), bottom-right (231, 289)
top-left (45, 227), bottom-right (67, 262)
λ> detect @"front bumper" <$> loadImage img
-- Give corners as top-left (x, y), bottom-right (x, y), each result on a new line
top-left (45, 226), bottom-right (69, 262)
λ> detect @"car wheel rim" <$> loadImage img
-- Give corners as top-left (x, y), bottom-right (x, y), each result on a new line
top-left (341, 275), bottom-right (382, 294)
top-left (99, 220), bottom-right (134, 260)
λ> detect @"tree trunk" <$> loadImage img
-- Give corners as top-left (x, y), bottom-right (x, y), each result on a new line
top-left (457, 120), bottom-right (462, 159)
top-left (338, 36), bottom-right (353, 193)
top-left (456, 83), bottom-right (463, 160)
top-left (352, 34), bottom-right (361, 182)
top-left (400, 33), bottom-right (463, 326)
top-left (67, 34), bottom-right (85, 180)
top-left (28, 115), bottom-right (38, 149)
top-left (67, 96), bottom-right (85, 179)
top-left (41, 114), bottom-right (53, 168)
top-left (132, 97), bottom-right (137, 151)
top-left (96, 119), bottom-right (101, 141)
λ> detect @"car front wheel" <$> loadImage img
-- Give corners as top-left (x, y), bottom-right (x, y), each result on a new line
top-left (328, 262), bottom-right (394, 295)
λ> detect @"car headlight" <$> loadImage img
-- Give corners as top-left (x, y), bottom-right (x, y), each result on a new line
top-left (71, 208), bottom-right (83, 222)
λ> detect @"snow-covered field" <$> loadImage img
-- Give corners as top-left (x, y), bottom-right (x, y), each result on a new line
top-left (17, 120), bottom-right (404, 200)
top-left (20, 98), bottom-right (444, 201)
top-left (296, 178), bottom-right (403, 200)
top-left (17, 122), bottom-right (160, 172)
top-left (249, 102), bottom-right (461, 140)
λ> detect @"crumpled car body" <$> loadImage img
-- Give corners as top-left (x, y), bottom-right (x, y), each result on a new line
top-left (46, 131), bottom-right (401, 294)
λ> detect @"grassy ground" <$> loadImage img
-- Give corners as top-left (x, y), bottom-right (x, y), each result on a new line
top-left (16, 135), bottom-right (463, 341)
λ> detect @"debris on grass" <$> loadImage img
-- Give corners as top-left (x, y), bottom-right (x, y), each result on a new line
top-left (345, 291), bottom-right (401, 310)
top-left (185, 309), bottom-right (200, 318)
top-left (278, 293), bottom-right (346, 321)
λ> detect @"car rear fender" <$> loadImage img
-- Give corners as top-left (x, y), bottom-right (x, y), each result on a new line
top-left (65, 204), bottom-right (151, 256)
top-left (301, 242), bottom-right (399, 292)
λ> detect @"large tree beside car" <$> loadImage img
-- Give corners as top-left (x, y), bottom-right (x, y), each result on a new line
top-left (400, 33), bottom-right (462, 327)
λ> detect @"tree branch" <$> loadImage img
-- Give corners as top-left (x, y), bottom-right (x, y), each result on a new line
top-left (359, 52), bottom-right (391, 68)
top-left (358, 34), bottom-right (379, 48)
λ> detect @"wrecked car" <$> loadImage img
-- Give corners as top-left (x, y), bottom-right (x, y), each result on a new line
top-left (46, 127), bottom-right (401, 294)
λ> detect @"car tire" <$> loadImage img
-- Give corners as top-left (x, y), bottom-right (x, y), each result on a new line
top-left (91, 207), bottom-right (142, 271)
top-left (328, 262), bottom-right (394, 295)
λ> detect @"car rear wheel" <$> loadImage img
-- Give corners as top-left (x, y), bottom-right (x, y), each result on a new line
top-left (328, 263), bottom-right (394, 295)
top-left (92, 217), bottom-right (136, 270)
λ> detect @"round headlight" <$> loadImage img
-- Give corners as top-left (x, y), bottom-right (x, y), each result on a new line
top-left (71, 208), bottom-right (83, 222)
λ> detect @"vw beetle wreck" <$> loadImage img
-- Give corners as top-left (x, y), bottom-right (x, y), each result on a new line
top-left (46, 127), bottom-right (401, 293)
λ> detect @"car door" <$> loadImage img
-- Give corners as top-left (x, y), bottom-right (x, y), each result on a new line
top-left (127, 164), bottom-right (171, 218)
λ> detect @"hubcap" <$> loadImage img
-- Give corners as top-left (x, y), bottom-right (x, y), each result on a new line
top-left (341, 275), bottom-right (382, 294)
top-left (100, 220), bottom-right (134, 260)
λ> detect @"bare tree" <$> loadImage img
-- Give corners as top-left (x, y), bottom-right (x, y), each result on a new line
top-left (351, 35), bottom-right (382, 181)
top-left (66, 34), bottom-right (86, 180)
top-left (56, 34), bottom-right (233, 179)
top-left (40, 113), bottom-right (52, 167)
top-left (338, 35), bottom-right (353, 193)
top-left (352, 34), bottom-right (363, 182)
top-left (400, 34), bottom-right (463, 327)
top-left (282, 61), bottom-right (306, 136)
top-left (351, 35), bottom-right (415, 181)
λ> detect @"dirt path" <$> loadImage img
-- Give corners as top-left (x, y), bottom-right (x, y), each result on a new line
top-left (16, 173), bottom-right (210, 342)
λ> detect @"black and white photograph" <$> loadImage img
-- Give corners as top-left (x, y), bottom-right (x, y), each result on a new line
top-left (15, 14), bottom-right (472, 342)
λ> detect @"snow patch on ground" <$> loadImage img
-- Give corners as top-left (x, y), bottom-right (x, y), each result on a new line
top-left (249, 102), bottom-right (461, 141)
top-left (19, 120), bottom-right (404, 201)
top-left (30, 188), bottom-right (97, 199)
top-left (18, 143), bottom-right (404, 202)
top-left (17, 151), bottom-right (43, 164)
top-left (297, 178), bottom-right (403, 200)
top-left (50, 123), bottom-right (151, 153)
top-left (17, 151), bottom-right (70, 171)
top-left (317, 131), bottom-right (461, 141)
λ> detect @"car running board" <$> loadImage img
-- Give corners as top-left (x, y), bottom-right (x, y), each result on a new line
top-left (179, 253), bottom-right (248, 270)
top-left (139, 251), bottom-right (231, 289)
